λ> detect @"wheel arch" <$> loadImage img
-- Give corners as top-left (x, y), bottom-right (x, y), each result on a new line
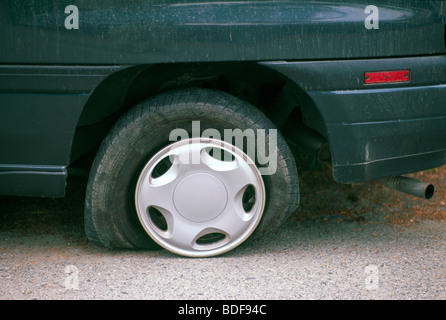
top-left (69, 61), bottom-right (322, 165)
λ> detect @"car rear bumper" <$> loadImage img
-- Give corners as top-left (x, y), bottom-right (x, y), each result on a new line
top-left (262, 55), bottom-right (446, 183)
top-left (313, 82), bottom-right (446, 182)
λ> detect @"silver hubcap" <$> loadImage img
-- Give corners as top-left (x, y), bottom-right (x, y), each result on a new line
top-left (135, 138), bottom-right (265, 257)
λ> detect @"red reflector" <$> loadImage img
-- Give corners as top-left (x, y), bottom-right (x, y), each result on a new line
top-left (364, 70), bottom-right (410, 84)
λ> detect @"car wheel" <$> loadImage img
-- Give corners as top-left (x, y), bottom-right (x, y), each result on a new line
top-left (84, 88), bottom-right (299, 257)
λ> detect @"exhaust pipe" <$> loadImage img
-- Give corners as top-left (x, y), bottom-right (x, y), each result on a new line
top-left (379, 176), bottom-right (435, 200)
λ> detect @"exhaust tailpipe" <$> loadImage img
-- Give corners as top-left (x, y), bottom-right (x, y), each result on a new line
top-left (379, 176), bottom-right (435, 200)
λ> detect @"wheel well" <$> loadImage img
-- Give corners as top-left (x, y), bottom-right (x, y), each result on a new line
top-left (69, 61), bottom-right (321, 166)
top-left (122, 62), bottom-right (292, 114)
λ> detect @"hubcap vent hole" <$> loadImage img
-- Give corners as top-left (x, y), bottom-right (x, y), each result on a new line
top-left (242, 184), bottom-right (256, 213)
top-left (151, 156), bottom-right (173, 179)
top-left (196, 232), bottom-right (227, 245)
top-left (204, 146), bottom-right (235, 162)
top-left (148, 206), bottom-right (168, 231)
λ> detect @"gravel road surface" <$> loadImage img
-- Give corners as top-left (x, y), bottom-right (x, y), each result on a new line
top-left (1, 164), bottom-right (445, 300)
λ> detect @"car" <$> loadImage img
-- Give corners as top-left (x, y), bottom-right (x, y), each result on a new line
top-left (1, 0), bottom-right (445, 257)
